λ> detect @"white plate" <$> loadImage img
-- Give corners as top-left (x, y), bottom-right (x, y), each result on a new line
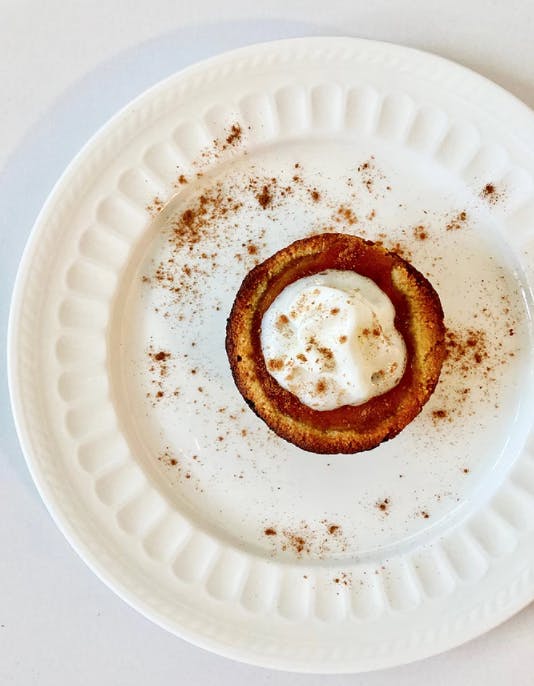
top-left (8, 37), bottom-right (534, 673)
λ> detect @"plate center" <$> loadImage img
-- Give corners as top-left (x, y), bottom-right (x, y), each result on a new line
top-left (109, 139), bottom-right (532, 563)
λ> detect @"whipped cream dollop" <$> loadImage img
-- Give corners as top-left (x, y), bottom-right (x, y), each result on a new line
top-left (260, 270), bottom-right (406, 411)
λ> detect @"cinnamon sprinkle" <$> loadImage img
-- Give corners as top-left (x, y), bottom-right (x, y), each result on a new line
top-left (225, 123), bottom-right (242, 147)
top-left (256, 185), bottom-right (272, 209)
top-left (480, 183), bottom-right (505, 205)
top-left (446, 210), bottom-right (468, 231)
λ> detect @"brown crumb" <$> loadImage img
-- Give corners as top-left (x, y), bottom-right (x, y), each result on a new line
top-left (264, 527), bottom-right (277, 536)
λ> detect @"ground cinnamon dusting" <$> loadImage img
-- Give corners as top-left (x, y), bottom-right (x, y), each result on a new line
top-left (225, 124), bottom-right (242, 147)
top-left (428, 318), bottom-right (512, 424)
top-left (146, 345), bottom-right (174, 404)
top-left (158, 451), bottom-right (178, 468)
top-left (444, 328), bottom-right (489, 374)
top-left (334, 205), bottom-right (357, 225)
top-left (333, 572), bottom-right (352, 587)
top-left (283, 532), bottom-right (307, 555)
top-left (146, 196), bottom-right (164, 217)
top-left (145, 181), bottom-right (247, 306)
top-left (316, 380), bottom-right (327, 394)
top-left (413, 225), bottom-right (428, 240)
top-left (481, 183), bottom-right (495, 199)
top-left (263, 519), bottom-right (349, 559)
top-left (174, 184), bottom-right (243, 250)
top-left (446, 210), bottom-right (468, 231)
top-left (256, 185), bottom-right (272, 209)
top-left (376, 498), bottom-right (390, 514)
top-left (480, 183), bottom-right (505, 205)
top-left (276, 314), bottom-right (289, 329)
top-left (141, 139), bottom-right (519, 547)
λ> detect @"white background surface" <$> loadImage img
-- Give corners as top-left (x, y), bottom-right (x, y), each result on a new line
top-left (2, 1), bottom-right (534, 683)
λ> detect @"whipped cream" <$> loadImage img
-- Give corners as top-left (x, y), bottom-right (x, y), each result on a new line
top-left (260, 270), bottom-right (406, 411)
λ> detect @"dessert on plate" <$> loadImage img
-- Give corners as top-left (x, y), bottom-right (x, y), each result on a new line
top-left (226, 233), bottom-right (445, 454)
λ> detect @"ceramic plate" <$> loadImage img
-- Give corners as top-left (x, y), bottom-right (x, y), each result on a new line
top-left (8, 37), bottom-right (534, 673)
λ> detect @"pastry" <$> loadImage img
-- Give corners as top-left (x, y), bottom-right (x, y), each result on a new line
top-left (226, 233), bottom-right (445, 454)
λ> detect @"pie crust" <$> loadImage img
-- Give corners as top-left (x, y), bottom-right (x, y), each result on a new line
top-left (226, 233), bottom-right (446, 454)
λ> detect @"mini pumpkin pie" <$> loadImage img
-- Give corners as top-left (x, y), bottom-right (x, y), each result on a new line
top-left (226, 233), bottom-right (445, 454)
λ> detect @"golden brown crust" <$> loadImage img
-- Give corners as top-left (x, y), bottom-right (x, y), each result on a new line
top-left (226, 233), bottom-right (445, 454)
